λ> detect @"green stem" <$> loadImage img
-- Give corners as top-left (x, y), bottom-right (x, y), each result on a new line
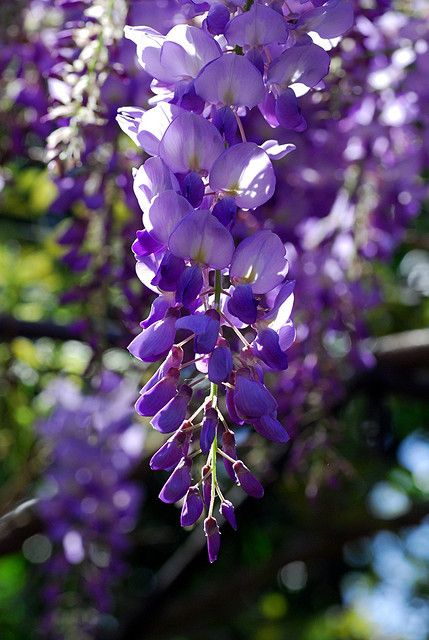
top-left (214, 270), bottom-right (222, 310)
top-left (209, 382), bottom-right (218, 517)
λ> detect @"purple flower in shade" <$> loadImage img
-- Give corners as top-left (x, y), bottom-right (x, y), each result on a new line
top-left (168, 210), bottom-right (235, 269)
top-left (194, 53), bottom-right (265, 108)
top-left (159, 111), bottom-right (224, 173)
top-left (128, 309), bottom-right (179, 362)
top-left (159, 457), bottom-right (192, 503)
top-left (176, 265), bottom-right (203, 308)
top-left (151, 384), bottom-right (193, 433)
top-left (200, 407), bottom-right (218, 455)
top-left (268, 41), bottom-right (330, 94)
top-left (252, 414), bottom-right (290, 444)
top-left (133, 230), bottom-right (163, 260)
top-left (221, 430), bottom-right (238, 481)
top-left (206, 3), bottom-right (230, 36)
top-left (211, 197), bottom-right (237, 229)
top-left (229, 230), bottom-right (288, 294)
top-left (225, 2), bottom-right (288, 47)
top-left (233, 461), bottom-right (264, 499)
top-left (227, 284), bottom-right (258, 325)
top-left (139, 347), bottom-right (184, 395)
top-left (209, 142), bottom-right (276, 210)
top-left (220, 500), bottom-right (237, 530)
top-left (275, 89), bottom-right (307, 132)
top-left (204, 516), bottom-right (221, 563)
top-left (208, 343), bottom-right (233, 384)
top-left (135, 368), bottom-right (179, 416)
top-left (181, 486), bottom-right (204, 526)
top-left (151, 253), bottom-right (186, 291)
top-left (201, 464), bottom-right (212, 509)
top-left (150, 427), bottom-right (191, 471)
top-left (252, 328), bottom-right (289, 371)
top-left (181, 171), bottom-right (205, 208)
top-left (212, 107), bottom-right (238, 145)
top-left (234, 371), bottom-right (277, 420)
top-left (143, 190), bottom-right (193, 245)
top-left (176, 310), bottom-right (220, 354)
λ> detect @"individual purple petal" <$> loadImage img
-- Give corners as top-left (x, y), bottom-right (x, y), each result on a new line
top-left (246, 48), bottom-right (265, 75)
top-left (151, 385), bottom-right (193, 434)
top-left (275, 89), bottom-right (307, 131)
top-left (136, 102), bottom-right (181, 156)
top-left (172, 81), bottom-right (205, 114)
top-left (234, 372), bottom-right (277, 419)
top-left (151, 253), bottom-right (186, 291)
top-left (212, 106), bottom-right (238, 145)
top-left (206, 3), bottom-right (230, 35)
top-left (221, 430), bottom-right (237, 481)
top-left (194, 53), bottom-right (265, 108)
top-left (208, 345), bottom-right (233, 384)
top-left (260, 139), bottom-right (297, 160)
top-left (140, 295), bottom-right (172, 329)
top-left (279, 321), bottom-right (296, 352)
top-left (263, 280), bottom-right (295, 323)
top-left (204, 516), bottom-right (221, 563)
top-left (124, 26), bottom-right (169, 81)
top-left (181, 172), bottom-right (205, 208)
top-left (268, 41), bottom-right (330, 92)
top-left (233, 460), bottom-right (264, 499)
top-left (169, 210), bottom-right (234, 269)
top-left (211, 197), bottom-right (237, 229)
top-left (201, 464), bottom-right (212, 508)
top-left (128, 310), bottom-right (179, 362)
top-left (159, 24), bottom-right (221, 81)
top-left (259, 90), bottom-right (279, 128)
top-left (176, 265), bottom-right (203, 308)
top-left (159, 111), bottom-right (224, 174)
top-left (220, 500), bottom-right (237, 530)
top-left (209, 142), bottom-right (276, 210)
top-left (133, 157), bottom-right (179, 215)
top-left (135, 368), bottom-right (179, 417)
top-left (225, 2), bottom-right (288, 47)
top-left (176, 310), bottom-right (220, 353)
top-left (252, 328), bottom-right (288, 370)
top-left (200, 407), bottom-right (218, 455)
top-left (297, 0), bottom-right (354, 39)
top-left (225, 385), bottom-right (242, 426)
top-left (227, 284), bottom-right (258, 325)
top-left (159, 457), bottom-right (192, 503)
top-left (252, 414), bottom-right (290, 444)
top-left (150, 428), bottom-right (191, 471)
top-left (181, 486), bottom-right (204, 527)
top-left (132, 230), bottom-right (163, 259)
top-left (116, 106), bottom-right (145, 146)
top-left (141, 346), bottom-right (184, 394)
top-left (230, 230), bottom-right (287, 294)
top-left (144, 190), bottom-right (193, 245)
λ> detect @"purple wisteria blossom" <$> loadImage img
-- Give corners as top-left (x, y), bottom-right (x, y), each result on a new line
top-left (118, 0), bottom-right (354, 563)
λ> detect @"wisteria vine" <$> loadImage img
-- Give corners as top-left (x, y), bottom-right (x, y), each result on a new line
top-left (118, 0), bottom-right (354, 562)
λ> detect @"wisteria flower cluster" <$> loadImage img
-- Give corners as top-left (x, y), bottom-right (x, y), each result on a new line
top-left (36, 373), bottom-right (143, 638)
top-left (118, 0), bottom-right (354, 562)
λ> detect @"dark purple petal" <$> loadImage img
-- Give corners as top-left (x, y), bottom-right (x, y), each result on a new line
top-left (234, 372), bottom-right (277, 419)
top-left (211, 197), bottom-right (237, 229)
top-left (150, 428), bottom-right (191, 471)
top-left (140, 346), bottom-right (184, 394)
top-left (206, 3), bottom-right (230, 35)
top-left (227, 284), bottom-right (258, 325)
top-left (181, 172), bottom-right (205, 208)
top-left (212, 106), bottom-right (238, 145)
top-left (220, 500), bottom-right (237, 530)
top-left (221, 430), bottom-right (237, 481)
top-left (151, 385), bottom-right (193, 434)
top-left (135, 369), bottom-right (179, 416)
top-left (132, 230), bottom-right (163, 259)
top-left (252, 414), bottom-right (290, 444)
top-left (275, 89), bottom-right (307, 132)
top-left (181, 487), bottom-right (204, 527)
top-left (176, 265), bottom-right (203, 308)
top-left (204, 516), bottom-right (221, 563)
top-left (176, 310), bottom-right (220, 353)
top-left (233, 460), bottom-right (264, 499)
top-left (208, 345), bottom-right (233, 384)
top-left (151, 253), bottom-right (186, 292)
top-left (201, 464), bottom-right (212, 508)
top-left (225, 384), bottom-right (242, 425)
top-left (128, 311), bottom-right (178, 362)
top-left (159, 457), bottom-right (192, 503)
top-left (252, 328), bottom-right (288, 371)
top-left (200, 407), bottom-right (218, 455)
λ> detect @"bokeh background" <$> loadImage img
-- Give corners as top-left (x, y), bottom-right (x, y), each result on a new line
top-left (1, 1), bottom-right (429, 639)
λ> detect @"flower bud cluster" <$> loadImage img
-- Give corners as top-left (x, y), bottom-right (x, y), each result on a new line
top-left (119, 0), bottom-right (354, 562)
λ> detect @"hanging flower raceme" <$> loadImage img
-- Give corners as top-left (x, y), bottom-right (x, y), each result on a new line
top-left (118, 0), bottom-right (354, 562)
